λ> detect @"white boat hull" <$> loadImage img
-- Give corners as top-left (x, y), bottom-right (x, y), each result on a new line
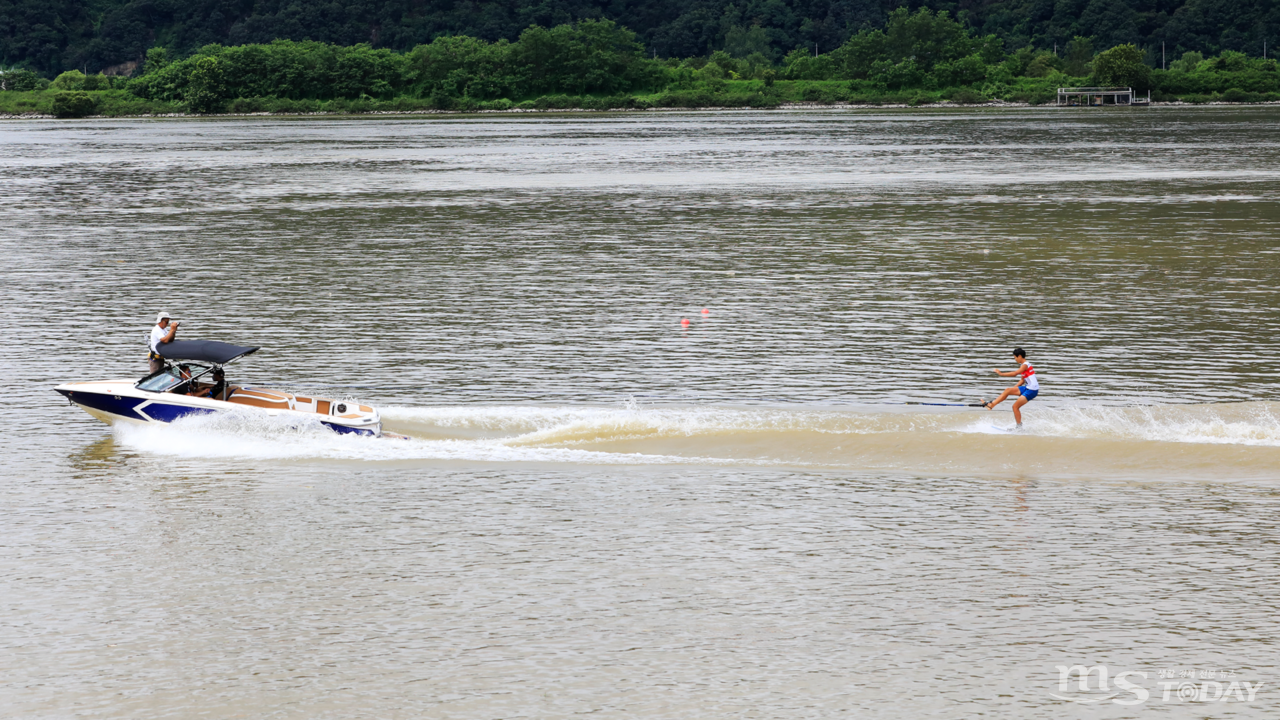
top-left (55, 380), bottom-right (381, 437)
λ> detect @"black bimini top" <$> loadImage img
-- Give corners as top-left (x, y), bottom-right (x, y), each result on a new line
top-left (157, 340), bottom-right (259, 365)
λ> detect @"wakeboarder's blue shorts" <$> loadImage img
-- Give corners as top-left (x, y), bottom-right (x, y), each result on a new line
top-left (1019, 387), bottom-right (1039, 401)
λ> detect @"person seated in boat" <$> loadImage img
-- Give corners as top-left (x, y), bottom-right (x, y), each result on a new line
top-left (148, 312), bottom-right (179, 374)
top-left (173, 365), bottom-right (196, 395)
top-left (187, 368), bottom-right (227, 400)
top-left (211, 368), bottom-right (227, 400)
top-left (207, 368), bottom-right (228, 400)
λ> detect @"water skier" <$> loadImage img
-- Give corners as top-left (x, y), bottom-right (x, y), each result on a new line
top-left (983, 348), bottom-right (1038, 428)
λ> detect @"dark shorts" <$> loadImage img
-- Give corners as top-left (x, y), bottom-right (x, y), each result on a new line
top-left (1018, 387), bottom-right (1039, 401)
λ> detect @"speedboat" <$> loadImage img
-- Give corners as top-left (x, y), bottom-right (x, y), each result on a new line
top-left (54, 339), bottom-right (382, 437)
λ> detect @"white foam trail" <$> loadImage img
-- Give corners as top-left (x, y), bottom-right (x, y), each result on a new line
top-left (111, 409), bottom-right (732, 466)
top-left (110, 401), bottom-right (1280, 471)
top-left (392, 401), bottom-right (1280, 447)
top-left (957, 403), bottom-right (1280, 446)
top-left (380, 403), bottom-right (960, 441)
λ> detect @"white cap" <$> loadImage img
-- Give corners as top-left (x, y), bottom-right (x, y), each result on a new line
top-left (156, 312), bottom-right (171, 323)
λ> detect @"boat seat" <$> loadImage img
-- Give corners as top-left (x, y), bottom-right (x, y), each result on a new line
top-left (226, 388), bottom-right (292, 409)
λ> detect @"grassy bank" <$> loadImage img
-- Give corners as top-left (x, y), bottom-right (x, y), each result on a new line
top-left (6, 80), bottom-right (1280, 119)
top-left (0, 89), bottom-right (183, 116)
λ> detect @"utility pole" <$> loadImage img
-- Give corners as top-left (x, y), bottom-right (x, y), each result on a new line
top-left (1162, 42), bottom-right (1165, 70)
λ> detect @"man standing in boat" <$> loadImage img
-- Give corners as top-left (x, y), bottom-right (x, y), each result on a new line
top-left (983, 348), bottom-right (1039, 428)
top-left (149, 312), bottom-right (179, 374)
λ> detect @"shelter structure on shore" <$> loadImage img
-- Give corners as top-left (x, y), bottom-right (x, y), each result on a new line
top-left (1057, 87), bottom-right (1150, 106)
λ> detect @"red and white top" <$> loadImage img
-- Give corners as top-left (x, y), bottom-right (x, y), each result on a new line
top-left (1019, 362), bottom-right (1039, 391)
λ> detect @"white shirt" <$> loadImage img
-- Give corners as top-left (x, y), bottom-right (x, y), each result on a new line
top-left (1020, 362), bottom-right (1039, 391)
top-left (150, 324), bottom-right (169, 354)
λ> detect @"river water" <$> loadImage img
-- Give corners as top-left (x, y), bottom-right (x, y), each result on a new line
top-left (2, 107), bottom-right (1279, 717)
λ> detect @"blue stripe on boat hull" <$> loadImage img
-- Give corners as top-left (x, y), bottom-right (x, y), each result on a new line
top-left (140, 402), bottom-right (216, 423)
top-left (322, 421), bottom-right (377, 437)
top-left (57, 389), bottom-right (148, 421)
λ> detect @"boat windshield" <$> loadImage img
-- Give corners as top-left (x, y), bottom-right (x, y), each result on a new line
top-left (137, 369), bottom-right (185, 393)
top-left (137, 363), bottom-right (216, 393)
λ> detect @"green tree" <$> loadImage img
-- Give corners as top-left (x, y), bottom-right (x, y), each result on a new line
top-left (1007, 46), bottom-right (1036, 75)
top-left (830, 8), bottom-right (1000, 80)
top-left (184, 55), bottom-right (227, 113)
top-left (1209, 51), bottom-right (1248, 72)
top-left (781, 47), bottom-right (834, 80)
top-left (1168, 51), bottom-right (1204, 73)
top-left (870, 58), bottom-right (923, 90)
top-left (0, 68), bottom-right (44, 91)
top-left (81, 73), bottom-right (109, 90)
top-left (51, 90), bottom-right (96, 117)
top-left (143, 48), bottom-right (171, 74)
top-left (51, 69), bottom-right (85, 90)
top-left (882, 8), bottom-right (984, 71)
top-left (708, 50), bottom-right (740, 74)
top-left (331, 45), bottom-right (402, 99)
top-left (512, 20), bottom-right (658, 96)
top-left (932, 54), bottom-right (988, 86)
top-left (1064, 37), bottom-right (1093, 77)
top-left (831, 30), bottom-right (887, 79)
top-left (1024, 51), bottom-right (1064, 77)
top-left (742, 52), bottom-right (773, 78)
top-left (407, 35), bottom-right (517, 100)
top-left (695, 61), bottom-right (727, 80)
top-left (724, 25), bottom-right (772, 59)
top-left (1092, 43), bottom-right (1151, 90)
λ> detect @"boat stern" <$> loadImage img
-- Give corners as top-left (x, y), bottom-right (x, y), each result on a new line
top-left (319, 400), bottom-right (381, 437)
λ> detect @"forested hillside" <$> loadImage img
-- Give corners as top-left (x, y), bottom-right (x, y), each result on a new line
top-left (3, 11), bottom-right (1275, 118)
top-left (3, 0), bottom-right (1277, 76)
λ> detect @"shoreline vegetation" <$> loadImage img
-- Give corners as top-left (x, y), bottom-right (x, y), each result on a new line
top-left (6, 99), bottom-right (1280, 122)
top-left (3, 11), bottom-right (1279, 119)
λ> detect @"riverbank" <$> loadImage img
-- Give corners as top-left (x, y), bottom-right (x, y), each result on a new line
top-left (5, 98), bottom-right (1280, 121)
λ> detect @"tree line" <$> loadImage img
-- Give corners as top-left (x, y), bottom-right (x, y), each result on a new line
top-left (123, 20), bottom-right (666, 112)
top-left (2, 12), bottom-right (1277, 117)
top-left (1, 0), bottom-right (1277, 78)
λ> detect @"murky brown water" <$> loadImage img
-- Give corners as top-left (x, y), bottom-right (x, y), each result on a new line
top-left (2, 107), bottom-right (1279, 717)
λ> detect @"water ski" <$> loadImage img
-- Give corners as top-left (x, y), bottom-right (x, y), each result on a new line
top-left (905, 401), bottom-right (989, 407)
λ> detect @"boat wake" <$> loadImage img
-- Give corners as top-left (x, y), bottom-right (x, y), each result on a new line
top-left (110, 407), bottom-right (724, 467)
top-left (111, 401), bottom-right (1280, 480)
